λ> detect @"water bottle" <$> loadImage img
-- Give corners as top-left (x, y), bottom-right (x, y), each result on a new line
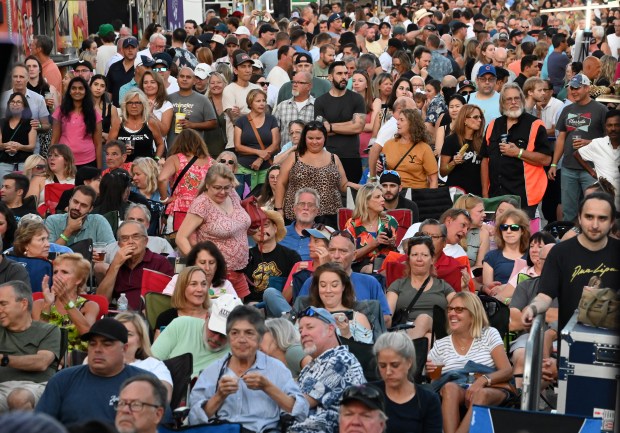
top-left (379, 153), bottom-right (387, 173)
top-left (466, 372), bottom-right (475, 388)
top-left (117, 293), bottom-right (129, 312)
top-left (500, 134), bottom-right (509, 157)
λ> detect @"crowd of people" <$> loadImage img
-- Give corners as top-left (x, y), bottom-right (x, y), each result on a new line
top-left (0, 1), bottom-right (620, 433)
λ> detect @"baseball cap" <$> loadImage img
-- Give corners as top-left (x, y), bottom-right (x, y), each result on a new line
top-left (392, 25), bottom-right (406, 35)
top-left (498, 33), bottom-right (509, 41)
top-left (252, 59), bottom-right (264, 69)
top-left (75, 60), bottom-right (93, 71)
top-left (451, 22), bottom-right (468, 32)
top-left (234, 52), bottom-right (253, 67)
top-left (380, 21), bottom-right (392, 30)
top-left (294, 52), bottom-right (313, 64)
top-left (474, 13), bottom-right (488, 21)
top-left (388, 38), bottom-right (404, 50)
top-left (235, 26), bottom-right (252, 36)
top-left (194, 63), bottom-right (213, 80)
top-left (423, 24), bottom-right (437, 32)
top-left (477, 64), bottom-right (497, 77)
top-left (211, 34), bottom-right (226, 45)
top-left (215, 23), bottom-right (229, 33)
top-left (328, 13), bottom-right (343, 24)
top-left (458, 79), bottom-right (476, 92)
top-left (509, 29), bottom-right (524, 38)
top-left (258, 24), bottom-right (279, 35)
top-left (208, 294), bottom-right (243, 335)
top-left (341, 384), bottom-right (386, 412)
top-left (122, 37), bottom-right (139, 48)
top-left (82, 318), bottom-right (128, 343)
top-left (225, 35), bottom-right (239, 46)
top-left (98, 23), bottom-right (115, 37)
top-left (302, 226), bottom-right (335, 240)
top-left (568, 74), bottom-right (591, 88)
top-left (298, 306), bottom-right (336, 326)
top-left (368, 17), bottom-right (381, 26)
top-left (136, 55), bottom-right (156, 68)
top-left (153, 52), bottom-right (173, 67)
top-left (379, 170), bottom-right (401, 185)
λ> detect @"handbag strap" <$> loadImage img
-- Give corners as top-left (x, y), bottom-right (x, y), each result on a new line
top-left (248, 115), bottom-right (273, 164)
top-left (392, 141), bottom-right (418, 171)
top-left (404, 275), bottom-right (432, 314)
top-left (170, 155), bottom-right (198, 198)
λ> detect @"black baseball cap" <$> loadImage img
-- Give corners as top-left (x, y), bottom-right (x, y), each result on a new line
top-left (258, 24), bottom-right (278, 35)
top-left (341, 385), bottom-right (385, 412)
top-left (122, 37), bottom-right (139, 48)
top-left (75, 60), bottom-right (93, 71)
top-left (294, 53), bottom-right (313, 64)
top-left (451, 22), bottom-right (468, 32)
top-left (234, 52), bottom-right (253, 67)
top-left (82, 318), bottom-right (128, 343)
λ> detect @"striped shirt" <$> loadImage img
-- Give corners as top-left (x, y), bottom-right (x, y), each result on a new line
top-left (428, 327), bottom-right (503, 373)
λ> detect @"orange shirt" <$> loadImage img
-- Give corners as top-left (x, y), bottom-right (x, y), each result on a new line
top-left (41, 58), bottom-right (62, 92)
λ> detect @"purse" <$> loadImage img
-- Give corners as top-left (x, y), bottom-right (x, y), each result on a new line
top-left (577, 276), bottom-right (620, 330)
top-left (240, 195), bottom-right (267, 235)
top-left (391, 275), bottom-right (431, 326)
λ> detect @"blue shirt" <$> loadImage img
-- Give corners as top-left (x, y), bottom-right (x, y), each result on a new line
top-left (299, 272), bottom-right (392, 316)
top-left (279, 222), bottom-right (311, 261)
top-left (45, 213), bottom-right (116, 245)
top-left (468, 92), bottom-right (501, 127)
top-left (188, 351), bottom-right (309, 431)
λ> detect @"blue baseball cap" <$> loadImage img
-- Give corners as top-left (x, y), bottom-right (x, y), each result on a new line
top-left (478, 64), bottom-right (497, 78)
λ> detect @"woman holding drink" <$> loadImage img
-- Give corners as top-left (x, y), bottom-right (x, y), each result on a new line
top-left (372, 332), bottom-right (442, 433)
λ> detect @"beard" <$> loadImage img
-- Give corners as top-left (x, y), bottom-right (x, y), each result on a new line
top-left (69, 209), bottom-right (83, 219)
top-left (333, 79), bottom-right (347, 90)
top-left (303, 343), bottom-right (317, 356)
top-left (504, 107), bottom-right (524, 119)
top-left (291, 89), bottom-right (300, 97)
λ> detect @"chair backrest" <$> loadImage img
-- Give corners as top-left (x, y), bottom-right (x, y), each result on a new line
top-left (141, 269), bottom-right (173, 297)
top-left (163, 352), bottom-right (194, 410)
top-left (386, 209), bottom-right (413, 246)
top-left (7, 255), bottom-right (52, 293)
top-left (32, 292), bottom-right (109, 319)
top-left (144, 292), bottom-right (172, 332)
top-left (432, 305), bottom-right (448, 346)
top-left (37, 183), bottom-right (75, 217)
top-left (146, 199), bottom-right (166, 236)
top-left (67, 239), bottom-right (93, 261)
top-left (102, 210), bottom-right (120, 239)
top-left (337, 208), bottom-right (353, 231)
top-left (407, 187), bottom-right (454, 221)
top-left (385, 260), bottom-right (407, 288)
top-left (412, 337), bottom-right (429, 384)
top-left (542, 220), bottom-right (575, 240)
top-left (478, 294), bottom-right (510, 340)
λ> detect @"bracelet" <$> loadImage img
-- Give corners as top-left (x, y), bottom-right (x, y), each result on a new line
top-left (482, 374), bottom-right (492, 387)
top-left (550, 163), bottom-right (557, 167)
top-left (518, 149), bottom-right (524, 159)
top-left (329, 123), bottom-right (333, 133)
top-left (59, 233), bottom-right (69, 242)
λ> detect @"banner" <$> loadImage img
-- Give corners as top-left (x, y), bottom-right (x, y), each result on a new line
top-left (167, 0), bottom-right (184, 31)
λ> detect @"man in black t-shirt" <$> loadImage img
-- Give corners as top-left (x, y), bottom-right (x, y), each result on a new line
top-left (522, 192), bottom-right (620, 335)
top-left (1, 173), bottom-right (36, 219)
top-left (379, 171), bottom-right (419, 223)
top-left (244, 209), bottom-right (301, 303)
top-left (314, 61), bottom-right (366, 183)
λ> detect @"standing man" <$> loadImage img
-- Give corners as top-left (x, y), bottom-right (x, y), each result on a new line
top-left (314, 61), bottom-right (366, 184)
top-left (249, 24), bottom-right (278, 57)
top-left (107, 37), bottom-right (138, 106)
top-left (549, 74), bottom-right (608, 222)
top-left (365, 27), bottom-right (383, 57)
top-left (137, 33), bottom-right (167, 61)
top-left (267, 45), bottom-right (295, 89)
top-left (115, 376), bottom-right (167, 433)
top-left (222, 52), bottom-right (260, 148)
top-left (547, 34), bottom-right (570, 95)
top-left (170, 28), bottom-right (198, 68)
top-left (313, 44), bottom-right (336, 80)
top-left (273, 71), bottom-right (315, 146)
top-left (426, 34), bottom-right (452, 81)
top-left (468, 64), bottom-right (501, 127)
top-left (289, 307), bottom-right (366, 433)
top-left (0, 281), bottom-right (60, 412)
top-left (603, 18), bottom-right (620, 58)
top-left (481, 84), bottom-right (552, 218)
top-left (523, 77), bottom-right (546, 115)
top-left (30, 35), bottom-right (62, 92)
top-left (327, 13), bottom-right (344, 37)
top-left (513, 55), bottom-right (540, 89)
top-left (184, 20), bottom-right (199, 36)
top-left (167, 66), bottom-right (217, 144)
top-left (96, 24), bottom-right (118, 75)
top-left (522, 193), bottom-right (619, 343)
top-left (278, 53), bottom-right (331, 103)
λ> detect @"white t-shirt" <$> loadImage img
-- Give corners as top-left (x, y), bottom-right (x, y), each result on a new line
top-left (267, 65), bottom-right (291, 88)
top-left (379, 52), bottom-right (392, 73)
top-left (443, 243), bottom-right (468, 259)
top-left (577, 136), bottom-right (620, 209)
top-left (607, 33), bottom-right (620, 59)
top-left (97, 45), bottom-right (118, 75)
top-left (222, 82), bottom-right (260, 148)
top-left (153, 100), bottom-right (173, 122)
top-left (131, 357), bottom-right (173, 386)
top-left (376, 116), bottom-right (397, 147)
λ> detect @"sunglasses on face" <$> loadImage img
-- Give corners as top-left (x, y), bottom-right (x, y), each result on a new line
top-left (258, 81), bottom-right (270, 86)
top-left (153, 67), bottom-right (168, 72)
top-left (499, 223), bottom-right (521, 232)
top-left (34, 164), bottom-right (46, 170)
top-left (219, 159), bottom-right (235, 165)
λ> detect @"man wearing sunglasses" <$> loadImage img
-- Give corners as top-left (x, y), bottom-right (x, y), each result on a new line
top-left (290, 307), bottom-right (366, 433)
top-left (339, 384), bottom-right (387, 433)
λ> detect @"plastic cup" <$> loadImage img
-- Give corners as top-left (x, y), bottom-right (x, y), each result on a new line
top-left (428, 363), bottom-right (444, 381)
top-left (174, 112), bottom-right (186, 134)
top-left (93, 242), bottom-right (107, 262)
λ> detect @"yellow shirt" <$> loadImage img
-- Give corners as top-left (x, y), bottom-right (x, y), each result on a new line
top-left (382, 138), bottom-right (438, 189)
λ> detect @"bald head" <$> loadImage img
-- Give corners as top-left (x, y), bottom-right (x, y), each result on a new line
top-left (493, 47), bottom-right (508, 67)
top-left (539, 243), bottom-right (554, 267)
top-left (441, 75), bottom-right (457, 87)
top-left (393, 96), bottom-right (416, 117)
top-left (441, 34), bottom-right (453, 50)
top-left (583, 56), bottom-right (601, 80)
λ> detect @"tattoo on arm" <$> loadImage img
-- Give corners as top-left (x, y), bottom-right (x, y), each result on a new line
top-left (353, 113), bottom-right (365, 126)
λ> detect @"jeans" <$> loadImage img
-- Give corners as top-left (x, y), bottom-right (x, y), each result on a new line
top-left (561, 167), bottom-right (596, 222)
top-left (263, 287), bottom-right (292, 318)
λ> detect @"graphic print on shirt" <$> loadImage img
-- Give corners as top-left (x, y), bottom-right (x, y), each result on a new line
top-left (570, 262), bottom-right (619, 283)
top-left (252, 261), bottom-right (283, 292)
top-left (566, 112), bottom-right (593, 133)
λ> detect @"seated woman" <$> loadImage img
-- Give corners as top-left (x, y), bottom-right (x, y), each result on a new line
top-left (116, 312), bottom-right (173, 400)
top-left (32, 253), bottom-right (100, 352)
top-left (299, 262), bottom-right (373, 343)
top-left (261, 317), bottom-right (311, 379)
top-left (92, 168), bottom-right (133, 217)
top-left (387, 235), bottom-right (455, 339)
top-left (372, 332), bottom-right (442, 433)
top-left (188, 305), bottom-right (308, 429)
top-left (345, 183), bottom-right (398, 273)
top-left (12, 221), bottom-right (51, 259)
top-left (453, 194), bottom-right (490, 270)
top-left (162, 241), bottom-right (236, 298)
top-left (426, 292), bottom-right (514, 433)
top-left (482, 209), bottom-right (531, 301)
top-left (132, 157), bottom-right (165, 202)
top-left (155, 266), bottom-right (212, 338)
top-left (26, 143), bottom-right (76, 207)
top-left (487, 197), bottom-right (519, 250)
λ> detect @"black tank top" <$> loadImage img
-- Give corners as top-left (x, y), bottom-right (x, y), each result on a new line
top-left (117, 122), bottom-right (155, 162)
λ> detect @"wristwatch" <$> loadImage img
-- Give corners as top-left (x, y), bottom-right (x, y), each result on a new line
top-left (1, 354), bottom-right (9, 367)
top-left (65, 300), bottom-right (76, 310)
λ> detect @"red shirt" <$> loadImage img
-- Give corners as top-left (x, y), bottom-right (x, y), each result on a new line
top-left (435, 252), bottom-right (465, 292)
top-left (113, 249), bottom-right (174, 309)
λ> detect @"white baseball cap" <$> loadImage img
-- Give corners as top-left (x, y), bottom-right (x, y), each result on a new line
top-left (235, 26), bottom-right (252, 36)
top-left (211, 34), bottom-right (226, 45)
top-left (208, 294), bottom-right (243, 335)
top-left (194, 63), bottom-right (213, 80)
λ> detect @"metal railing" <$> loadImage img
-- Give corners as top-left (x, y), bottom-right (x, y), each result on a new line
top-left (521, 313), bottom-right (545, 411)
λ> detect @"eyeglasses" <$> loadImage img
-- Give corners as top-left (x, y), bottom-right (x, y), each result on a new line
top-left (119, 233), bottom-right (147, 242)
top-left (330, 230), bottom-right (356, 244)
top-left (467, 115), bottom-right (482, 120)
top-left (499, 223), bottom-right (521, 232)
top-left (126, 101), bottom-right (143, 106)
top-left (114, 400), bottom-right (160, 412)
top-left (210, 184), bottom-right (233, 192)
top-left (153, 67), bottom-right (168, 72)
top-left (219, 159), bottom-right (235, 165)
top-left (460, 90), bottom-right (474, 96)
top-left (478, 77), bottom-right (496, 83)
top-left (292, 81), bottom-right (310, 85)
top-left (294, 201), bottom-right (318, 209)
top-left (342, 384), bottom-right (382, 403)
top-left (447, 306), bottom-right (468, 313)
top-left (505, 97), bottom-right (521, 102)
top-left (9, 100), bottom-right (24, 105)
top-left (298, 306), bottom-right (333, 325)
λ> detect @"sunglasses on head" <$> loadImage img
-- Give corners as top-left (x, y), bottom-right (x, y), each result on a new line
top-left (342, 384), bottom-right (382, 401)
top-left (330, 230), bottom-right (356, 244)
top-left (219, 159), bottom-right (235, 165)
top-left (499, 223), bottom-right (521, 232)
top-left (297, 306), bottom-right (332, 325)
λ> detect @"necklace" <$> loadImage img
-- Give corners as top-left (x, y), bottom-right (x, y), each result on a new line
top-left (453, 335), bottom-right (472, 352)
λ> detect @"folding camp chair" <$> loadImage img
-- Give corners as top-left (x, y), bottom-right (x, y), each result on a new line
top-left (163, 353), bottom-right (194, 410)
top-left (386, 209), bottom-right (413, 246)
top-left (37, 183), bottom-right (75, 217)
top-left (144, 292), bottom-right (172, 333)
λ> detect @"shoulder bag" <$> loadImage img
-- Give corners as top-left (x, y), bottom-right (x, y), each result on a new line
top-left (391, 275), bottom-right (432, 326)
top-left (247, 115), bottom-right (273, 165)
top-left (577, 276), bottom-right (620, 330)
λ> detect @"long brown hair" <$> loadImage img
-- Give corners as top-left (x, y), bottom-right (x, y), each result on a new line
top-left (139, 70), bottom-right (167, 110)
top-left (308, 263), bottom-right (356, 309)
top-left (452, 104), bottom-right (484, 154)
